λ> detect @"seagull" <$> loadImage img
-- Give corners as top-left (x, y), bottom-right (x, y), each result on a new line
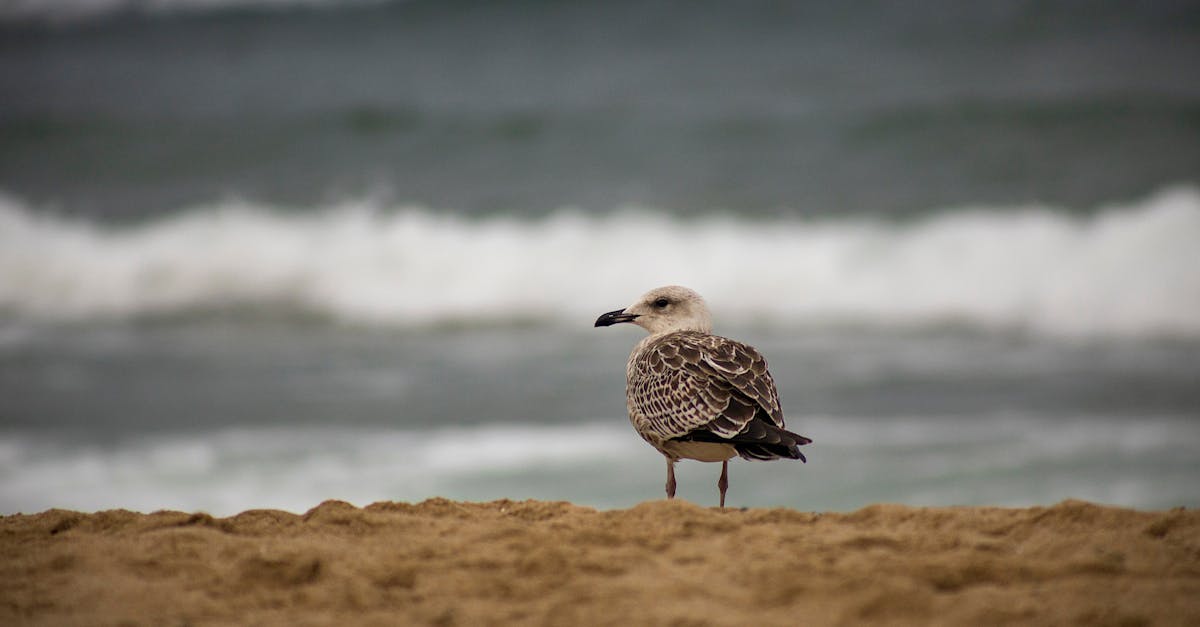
top-left (595, 285), bottom-right (811, 508)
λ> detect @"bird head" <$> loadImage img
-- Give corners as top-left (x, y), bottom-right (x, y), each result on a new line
top-left (594, 285), bottom-right (713, 335)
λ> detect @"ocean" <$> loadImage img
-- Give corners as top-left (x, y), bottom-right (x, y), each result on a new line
top-left (1, 0), bottom-right (1198, 516)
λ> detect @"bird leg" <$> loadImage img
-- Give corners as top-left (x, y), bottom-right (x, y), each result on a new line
top-left (717, 460), bottom-right (729, 508)
top-left (665, 458), bottom-right (677, 499)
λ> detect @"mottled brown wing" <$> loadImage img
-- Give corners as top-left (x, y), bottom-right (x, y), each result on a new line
top-left (628, 331), bottom-right (785, 442)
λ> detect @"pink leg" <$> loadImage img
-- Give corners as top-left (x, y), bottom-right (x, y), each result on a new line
top-left (665, 458), bottom-right (677, 499)
top-left (717, 460), bottom-right (729, 508)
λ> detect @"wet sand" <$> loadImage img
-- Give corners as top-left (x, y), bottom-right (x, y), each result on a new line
top-left (2, 499), bottom-right (1198, 626)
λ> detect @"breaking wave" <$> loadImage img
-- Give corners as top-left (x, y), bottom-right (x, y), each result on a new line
top-left (1, 187), bottom-right (1199, 338)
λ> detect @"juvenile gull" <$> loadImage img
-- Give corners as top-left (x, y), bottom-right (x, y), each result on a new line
top-left (595, 286), bottom-right (811, 507)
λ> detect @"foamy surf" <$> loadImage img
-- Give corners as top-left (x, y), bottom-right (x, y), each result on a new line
top-left (2, 414), bottom-right (1196, 515)
top-left (1, 186), bottom-right (1198, 338)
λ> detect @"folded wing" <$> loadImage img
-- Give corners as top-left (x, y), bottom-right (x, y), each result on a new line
top-left (628, 331), bottom-right (812, 461)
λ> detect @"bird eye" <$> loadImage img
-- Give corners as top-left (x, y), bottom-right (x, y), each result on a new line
top-left (653, 298), bottom-right (670, 308)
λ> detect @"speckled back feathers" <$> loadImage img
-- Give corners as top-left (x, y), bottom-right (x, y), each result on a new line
top-left (626, 330), bottom-right (807, 461)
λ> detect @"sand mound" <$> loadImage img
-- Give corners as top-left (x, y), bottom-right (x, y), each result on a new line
top-left (3, 499), bottom-right (1198, 626)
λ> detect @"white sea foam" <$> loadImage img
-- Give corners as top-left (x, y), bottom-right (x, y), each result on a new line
top-left (2, 187), bottom-right (1199, 338)
top-left (0, 424), bottom-right (643, 515)
top-left (2, 414), bottom-right (1196, 515)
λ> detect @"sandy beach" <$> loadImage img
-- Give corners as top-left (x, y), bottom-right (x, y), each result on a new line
top-left (2, 498), bottom-right (1197, 626)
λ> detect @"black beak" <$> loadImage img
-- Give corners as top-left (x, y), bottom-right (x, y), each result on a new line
top-left (594, 309), bottom-right (639, 327)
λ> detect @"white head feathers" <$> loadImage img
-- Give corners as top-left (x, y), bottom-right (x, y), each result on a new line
top-left (595, 285), bottom-right (713, 335)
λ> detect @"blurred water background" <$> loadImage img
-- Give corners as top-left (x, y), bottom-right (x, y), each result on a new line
top-left (1, 0), bottom-right (1198, 515)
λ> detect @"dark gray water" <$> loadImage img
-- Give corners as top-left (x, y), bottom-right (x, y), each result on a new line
top-left (5, 323), bottom-right (1199, 434)
top-left (3, 0), bottom-right (1199, 218)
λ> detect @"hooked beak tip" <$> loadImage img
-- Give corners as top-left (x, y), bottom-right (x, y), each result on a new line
top-left (594, 309), bottom-right (638, 327)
